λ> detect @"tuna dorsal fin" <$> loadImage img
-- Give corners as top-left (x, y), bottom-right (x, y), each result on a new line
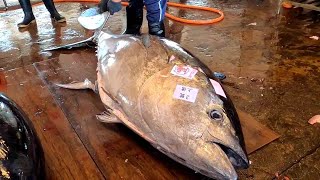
top-left (141, 34), bottom-right (151, 48)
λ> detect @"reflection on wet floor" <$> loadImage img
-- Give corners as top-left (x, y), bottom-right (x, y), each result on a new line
top-left (0, 0), bottom-right (319, 179)
top-left (0, 3), bottom-right (91, 70)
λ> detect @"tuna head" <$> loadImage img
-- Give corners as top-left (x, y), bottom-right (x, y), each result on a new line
top-left (138, 66), bottom-right (249, 180)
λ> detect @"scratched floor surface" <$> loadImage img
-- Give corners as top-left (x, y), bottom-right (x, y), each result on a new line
top-left (0, 0), bottom-right (319, 179)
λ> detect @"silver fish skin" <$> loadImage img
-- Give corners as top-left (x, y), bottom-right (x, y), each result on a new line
top-left (58, 31), bottom-right (249, 180)
top-left (94, 32), bottom-right (249, 180)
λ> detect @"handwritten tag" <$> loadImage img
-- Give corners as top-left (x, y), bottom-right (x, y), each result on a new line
top-left (209, 79), bottom-right (227, 98)
top-left (171, 65), bottom-right (198, 79)
top-left (173, 85), bottom-right (199, 103)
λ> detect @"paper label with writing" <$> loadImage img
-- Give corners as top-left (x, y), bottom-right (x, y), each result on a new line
top-left (173, 85), bottom-right (199, 103)
top-left (209, 79), bottom-right (227, 98)
top-left (171, 65), bottom-right (198, 79)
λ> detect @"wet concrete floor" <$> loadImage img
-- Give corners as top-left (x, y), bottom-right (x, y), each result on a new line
top-left (0, 0), bottom-right (319, 179)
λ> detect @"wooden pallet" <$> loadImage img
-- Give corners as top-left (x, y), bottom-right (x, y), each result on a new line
top-left (0, 52), bottom-right (280, 179)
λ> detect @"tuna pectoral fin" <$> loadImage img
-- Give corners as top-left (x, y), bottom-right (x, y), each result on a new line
top-left (56, 79), bottom-right (98, 93)
top-left (96, 111), bottom-right (121, 123)
top-left (98, 87), bottom-right (156, 144)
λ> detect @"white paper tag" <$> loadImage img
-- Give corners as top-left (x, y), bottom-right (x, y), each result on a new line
top-left (173, 85), bottom-right (199, 103)
top-left (209, 79), bottom-right (227, 98)
top-left (171, 65), bottom-right (198, 79)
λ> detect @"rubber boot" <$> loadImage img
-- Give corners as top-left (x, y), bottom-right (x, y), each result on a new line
top-left (42, 0), bottom-right (66, 23)
top-left (124, 1), bottom-right (143, 35)
top-left (17, 0), bottom-right (36, 28)
top-left (148, 21), bottom-right (165, 37)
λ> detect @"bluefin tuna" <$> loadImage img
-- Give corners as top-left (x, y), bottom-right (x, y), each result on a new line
top-left (0, 93), bottom-right (45, 179)
top-left (57, 32), bottom-right (249, 180)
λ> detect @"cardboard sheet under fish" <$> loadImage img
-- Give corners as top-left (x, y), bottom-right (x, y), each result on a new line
top-left (237, 109), bottom-right (280, 154)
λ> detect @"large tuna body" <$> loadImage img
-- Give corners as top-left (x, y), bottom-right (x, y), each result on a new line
top-left (0, 93), bottom-right (45, 179)
top-left (57, 31), bottom-right (249, 179)
top-left (93, 32), bottom-right (249, 179)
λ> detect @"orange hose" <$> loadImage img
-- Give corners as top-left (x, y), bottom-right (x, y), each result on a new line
top-left (1, 0), bottom-right (224, 25)
top-left (165, 2), bottom-right (224, 25)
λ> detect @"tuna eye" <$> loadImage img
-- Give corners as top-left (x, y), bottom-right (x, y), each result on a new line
top-left (209, 110), bottom-right (223, 120)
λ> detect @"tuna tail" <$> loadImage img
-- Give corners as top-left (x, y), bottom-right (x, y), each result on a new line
top-left (56, 78), bottom-right (98, 93)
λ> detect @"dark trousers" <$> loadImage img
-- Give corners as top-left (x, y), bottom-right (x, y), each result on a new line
top-left (128, 0), bottom-right (167, 24)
